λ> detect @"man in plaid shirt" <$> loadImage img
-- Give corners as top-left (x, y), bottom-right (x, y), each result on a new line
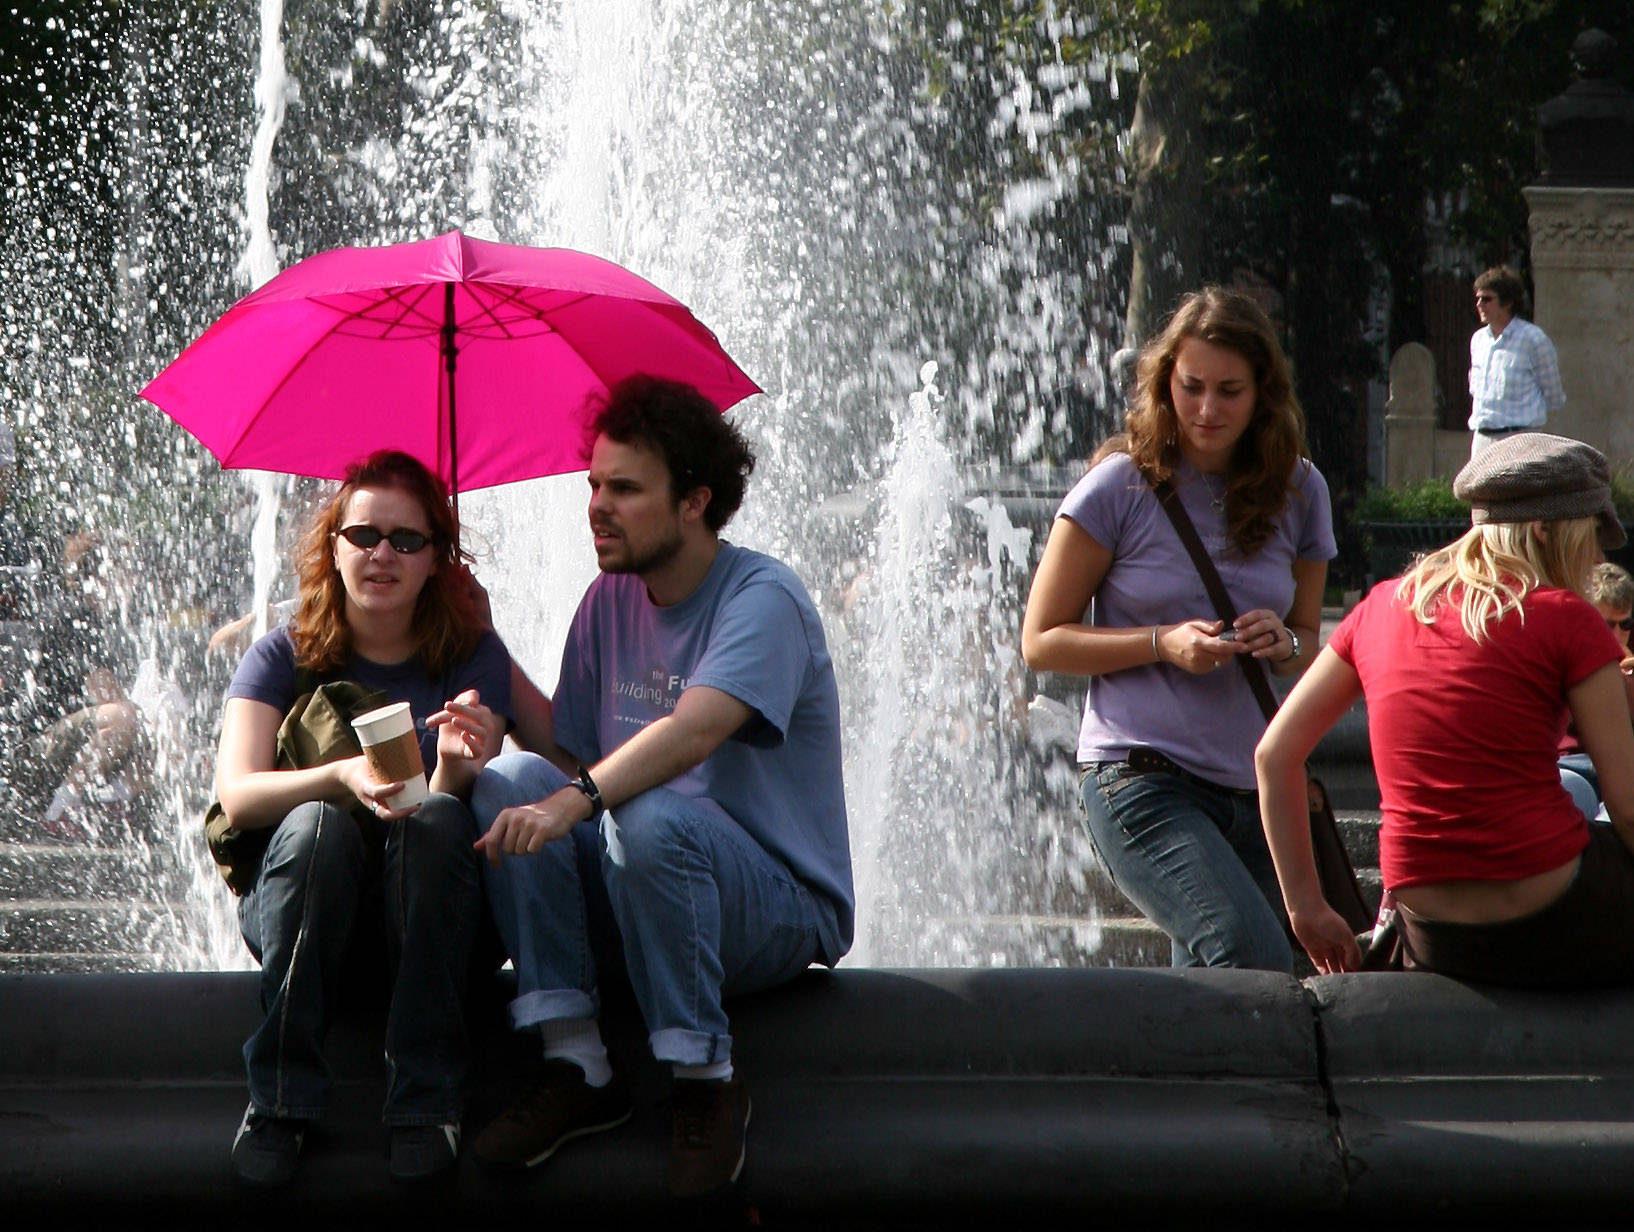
top-left (1468, 265), bottom-right (1566, 457)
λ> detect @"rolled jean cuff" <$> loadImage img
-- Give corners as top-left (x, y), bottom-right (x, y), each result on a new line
top-left (509, 988), bottom-right (598, 1031)
top-left (650, 1027), bottom-right (732, 1066)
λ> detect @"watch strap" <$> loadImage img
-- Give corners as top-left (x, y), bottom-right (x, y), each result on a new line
top-left (571, 766), bottom-right (604, 818)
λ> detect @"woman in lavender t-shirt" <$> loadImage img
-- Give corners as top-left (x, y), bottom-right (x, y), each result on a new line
top-left (1022, 288), bottom-right (1336, 970)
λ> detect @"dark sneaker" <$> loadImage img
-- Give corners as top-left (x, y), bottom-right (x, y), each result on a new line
top-left (231, 1104), bottom-right (306, 1186)
top-left (668, 1075), bottom-right (751, 1197)
top-left (471, 1058), bottom-right (632, 1170)
top-left (389, 1122), bottom-right (460, 1181)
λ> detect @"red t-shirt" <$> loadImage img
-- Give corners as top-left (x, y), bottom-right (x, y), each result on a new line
top-left (1328, 582), bottom-right (1622, 890)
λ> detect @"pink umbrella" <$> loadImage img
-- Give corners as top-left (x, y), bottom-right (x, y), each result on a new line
top-left (141, 230), bottom-right (759, 510)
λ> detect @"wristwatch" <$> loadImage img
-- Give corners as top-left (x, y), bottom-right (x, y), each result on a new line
top-left (570, 766), bottom-right (604, 819)
top-left (1282, 629), bottom-right (1302, 663)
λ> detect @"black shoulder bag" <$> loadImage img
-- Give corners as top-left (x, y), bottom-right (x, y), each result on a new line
top-left (1150, 477), bottom-right (1372, 936)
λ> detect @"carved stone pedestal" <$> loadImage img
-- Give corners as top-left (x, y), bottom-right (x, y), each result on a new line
top-left (1383, 343), bottom-right (1437, 485)
top-left (1524, 185), bottom-right (1634, 462)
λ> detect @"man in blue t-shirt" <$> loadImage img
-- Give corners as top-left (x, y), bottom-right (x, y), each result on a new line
top-left (469, 376), bottom-right (853, 1197)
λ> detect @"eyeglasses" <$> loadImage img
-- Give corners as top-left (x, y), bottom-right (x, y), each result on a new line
top-left (1606, 616), bottom-right (1634, 633)
top-left (334, 524), bottom-right (434, 554)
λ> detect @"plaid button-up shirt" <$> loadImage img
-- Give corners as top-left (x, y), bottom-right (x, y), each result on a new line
top-left (1468, 316), bottom-right (1565, 432)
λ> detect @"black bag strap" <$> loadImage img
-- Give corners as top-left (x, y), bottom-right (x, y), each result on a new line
top-left (1149, 476), bottom-right (1280, 724)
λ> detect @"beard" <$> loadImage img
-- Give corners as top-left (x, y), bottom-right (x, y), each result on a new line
top-left (598, 523), bottom-right (685, 576)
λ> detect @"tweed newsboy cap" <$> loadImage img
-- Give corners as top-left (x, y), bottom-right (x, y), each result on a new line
top-left (1454, 432), bottom-right (1625, 550)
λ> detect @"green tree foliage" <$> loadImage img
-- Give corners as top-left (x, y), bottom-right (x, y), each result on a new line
top-left (1093, 0), bottom-right (1634, 580)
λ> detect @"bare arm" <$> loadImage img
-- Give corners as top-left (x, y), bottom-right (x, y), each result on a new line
top-left (1263, 557), bottom-right (1327, 678)
top-left (1570, 662), bottom-right (1634, 850)
top-left (474, 684), bottom-right (753, 863)
top-left (1020, 516), bottom-right (1237, 677)
top-left (1254, 645), bottom-right (1365, 973)
top-left (214, 696), bottom-right (405, 830)
top-left (504, 658), bottom-right (576, 773)
top-left (457, 570), bottom-right (573, 771)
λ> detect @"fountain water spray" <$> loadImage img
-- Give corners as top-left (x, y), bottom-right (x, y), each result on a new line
top-left (1, 0), bottom-right (1130, 971)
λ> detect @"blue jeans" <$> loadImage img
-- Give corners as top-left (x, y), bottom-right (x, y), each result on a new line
top-left (1079, 762), bottom-right (1292, 972)
top-left (472, 752), bottom-right (827, 1065)
top-left (237, 793), bottom-right (481, 1125)
top-left (1559, 752), bottom-right (1601, 819)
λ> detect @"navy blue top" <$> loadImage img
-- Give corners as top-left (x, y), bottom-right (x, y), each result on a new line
top-left (226, 624), bottom-right (514, 771)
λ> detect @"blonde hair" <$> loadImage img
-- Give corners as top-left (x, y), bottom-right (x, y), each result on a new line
top-left (1395, 517), bottom-right (1602, 643)
top-left (1092, 286), bottom-right (1309, 556)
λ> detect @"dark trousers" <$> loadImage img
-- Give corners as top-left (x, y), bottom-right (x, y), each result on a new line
top-left (1399, 824), bottom-right (1634, 989)
top-left (237, 793), bottom-right (482, 1124)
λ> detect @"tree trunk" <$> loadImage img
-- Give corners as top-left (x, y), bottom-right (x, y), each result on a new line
top-left (1123, 67), bottom-right (1204, 348)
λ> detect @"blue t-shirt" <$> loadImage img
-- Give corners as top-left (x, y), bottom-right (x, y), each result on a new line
top-left (554, 543), bottom-right (854, 964)
top-left (1059, 452), bottom-right (1337, 788)
top-left (226, 625), bottom-right (515, 774)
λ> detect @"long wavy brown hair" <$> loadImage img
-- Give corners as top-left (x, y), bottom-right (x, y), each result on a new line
top-left (289, 450), bottom-right (478, 676)
top-left (1093, 287), bottom-right (1310, 556)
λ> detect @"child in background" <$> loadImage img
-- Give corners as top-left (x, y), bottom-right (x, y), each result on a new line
top-left (1559, 561), bottom-right (1634, 817)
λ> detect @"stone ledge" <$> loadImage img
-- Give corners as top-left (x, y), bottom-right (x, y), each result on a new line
top-left (6, 967), bottom-right (1634, 1222)
top-left (0, 968), bottom-right (1331, 1222)
top-left (1310, 973), bottom-right (1634, 1217)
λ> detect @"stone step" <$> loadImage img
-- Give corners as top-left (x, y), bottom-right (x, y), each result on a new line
top-left (1015, 809), bottom-right (1382, 918)
top-left (0, 951), bottom-right (171, 974)
top-left (919, 913), bottom-right (1344, 975)
top-left (1307, 759), bottom-right (1381, 810)
top-left (1339, 810), bottom-right (1381, 868)
top-left (916, 913), bottom-right (1172, 969)
top-left (0, 900), bottom-right (194, 956)
top-left (0, 841), bottom-right (157, 900)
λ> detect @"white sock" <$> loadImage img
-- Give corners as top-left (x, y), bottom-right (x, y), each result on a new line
top-left (673, 1059), bottom-right (733, 1083)
top-left (540, 1018), bottom-right (612, 1087)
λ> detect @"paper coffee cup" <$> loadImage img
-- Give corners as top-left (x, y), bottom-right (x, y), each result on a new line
top-left (351, 701), bottom-right (430, 812)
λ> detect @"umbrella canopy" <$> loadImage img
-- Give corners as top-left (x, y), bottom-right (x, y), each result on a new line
top-left (141, 230), bottom-right (760, 495)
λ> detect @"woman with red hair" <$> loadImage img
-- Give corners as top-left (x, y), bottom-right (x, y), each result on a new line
top-left (214, 450), bottom-right (512, 1185)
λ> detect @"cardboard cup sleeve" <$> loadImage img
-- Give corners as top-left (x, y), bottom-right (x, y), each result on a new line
top-left (351, 702), bottom-right (430, 812)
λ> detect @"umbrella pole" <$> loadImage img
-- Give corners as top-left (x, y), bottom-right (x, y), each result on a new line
top-left (442, 281), bottom-right (460, 530)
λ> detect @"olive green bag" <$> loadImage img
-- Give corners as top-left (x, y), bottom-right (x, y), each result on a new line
top-left (204, 676), bottom-right (387, 895)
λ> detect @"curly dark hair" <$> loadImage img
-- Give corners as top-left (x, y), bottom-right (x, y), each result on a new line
top-left (289, 450), bottom-right (478, 676)
top-left (586, 376), bottom-right (756, 531)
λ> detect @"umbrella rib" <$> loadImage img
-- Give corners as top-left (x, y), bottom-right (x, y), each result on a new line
top-left (221, 305), bottom-right (427, 467)
top-left (465, 282), bottom-right (563, 340)
top-left (459, 283), bottom-right (520, 340)
top-left (366, 284), bottom-right (442, 337)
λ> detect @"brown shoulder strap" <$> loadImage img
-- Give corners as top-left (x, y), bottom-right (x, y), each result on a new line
top-left (1150, 477), bottom-right (1279, 723)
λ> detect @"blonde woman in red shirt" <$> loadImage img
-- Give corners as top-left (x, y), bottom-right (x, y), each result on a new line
top-left (1256, 433), bottom-right (1634, 984)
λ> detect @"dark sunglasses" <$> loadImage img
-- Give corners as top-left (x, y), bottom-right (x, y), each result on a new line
top-left (334, 524), bottom-right (434, 554)
top-left (1608, 616), bottom-right (1634, 633)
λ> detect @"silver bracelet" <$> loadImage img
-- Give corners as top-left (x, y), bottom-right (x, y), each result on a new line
top-left (1281, 629), bottom-right (1302, 663)
top-left (1151, 624), bottom-right (1161, 664)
